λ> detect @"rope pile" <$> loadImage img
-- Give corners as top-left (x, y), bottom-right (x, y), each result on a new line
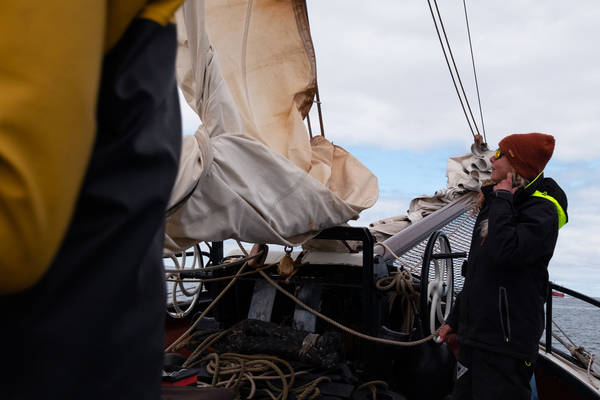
top-left (356, 381), bottom-right (389, 400)
top-left (197, 353), bottom-right (297, 400)
top-left (164, 241), bottom-right (443, 399)
top-left (376, 269), bottom-right (420, 334)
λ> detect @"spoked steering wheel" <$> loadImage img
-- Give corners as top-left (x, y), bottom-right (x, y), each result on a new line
top-left (166, 244), bottom-right (209, 318)
top-left (420, 231), bottom-right (457, 337)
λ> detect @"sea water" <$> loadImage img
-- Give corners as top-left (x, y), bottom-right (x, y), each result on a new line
top-left (544, 295), bottom-right (600, 357)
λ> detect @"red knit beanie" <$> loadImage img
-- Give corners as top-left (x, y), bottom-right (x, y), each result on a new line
top-left (498, 133), bottom-right (555, 180)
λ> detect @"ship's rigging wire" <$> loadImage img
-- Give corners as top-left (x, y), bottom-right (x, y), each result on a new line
top-left (305, 1), bottom-right (484, 142)
top-left (462, 0), bottom-right (487, 143)
top-left (426, 0), bottom-right (480, 139)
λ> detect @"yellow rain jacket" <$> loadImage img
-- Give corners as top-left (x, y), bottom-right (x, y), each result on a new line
top-left (0, 0), bottom-right (183, 294)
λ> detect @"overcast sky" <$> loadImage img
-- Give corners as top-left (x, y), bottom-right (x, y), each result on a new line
top-left (180, 0), bottom-right (600, 296)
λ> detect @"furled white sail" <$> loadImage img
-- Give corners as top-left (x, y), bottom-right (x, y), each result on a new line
top-left (369, 140), bottom-right (493, 241)
top-left (165, 0), bottom-right (378, 253)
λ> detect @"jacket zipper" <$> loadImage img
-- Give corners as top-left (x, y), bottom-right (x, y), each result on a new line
top-left (499, 286), bottom-right (511, 342)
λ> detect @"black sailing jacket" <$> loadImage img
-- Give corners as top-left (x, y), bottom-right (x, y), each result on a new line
top-left (446, 175), bottom-right (568, 362)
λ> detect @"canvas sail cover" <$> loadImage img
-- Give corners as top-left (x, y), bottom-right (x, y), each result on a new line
top-left (369, 140), bottom-right (493, 241)
top-left (165, 0), bottom-right (378, 253)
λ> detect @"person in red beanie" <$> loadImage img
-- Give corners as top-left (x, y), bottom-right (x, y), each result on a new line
top-left (439, 133), bottom-right (568, 399)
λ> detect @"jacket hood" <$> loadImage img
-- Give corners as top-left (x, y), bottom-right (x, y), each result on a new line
top-left (537, 177), bottom-right (568, 224)
top-left (480, 175), bottom-right (569, 224)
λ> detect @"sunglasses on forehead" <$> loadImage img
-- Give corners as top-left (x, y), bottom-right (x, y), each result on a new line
top-left (494, 148), bottom-right (504, 160)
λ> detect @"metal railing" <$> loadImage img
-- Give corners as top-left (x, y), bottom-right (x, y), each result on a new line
top-left (544, 282), bottom-right (600, 354)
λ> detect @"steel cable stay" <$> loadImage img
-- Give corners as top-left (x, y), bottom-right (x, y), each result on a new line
top-left (426, 0), bottom-right (481, 140)
top-left (462, 0), bottom-right (487, 143)
top-left (305, 1), bottom-right (485, 143)
top-left (432, 0), bottom-right (482, 136)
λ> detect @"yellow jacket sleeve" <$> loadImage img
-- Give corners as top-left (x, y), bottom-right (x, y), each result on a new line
top-left (0, 2), bottom-right (106, 294)
top-left (105, 0), bottom-right (184, 51)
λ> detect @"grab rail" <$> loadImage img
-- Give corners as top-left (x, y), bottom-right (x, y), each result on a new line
top-left (544, 282), bottom-right (600, 354)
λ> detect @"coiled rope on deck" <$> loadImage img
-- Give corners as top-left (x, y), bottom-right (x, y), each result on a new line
top-left (194, 352), bottom-right (297, 400)
top-left (356, 381), bottom-right (389, 400)
top-left (376, 268), bottom-right (419, 333)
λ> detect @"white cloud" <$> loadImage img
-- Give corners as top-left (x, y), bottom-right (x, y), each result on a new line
top-left (549, 185), bottom-right (600, 294)
top-left (307, 0), bottom-right (600, 161)
top-left (175, 1), bottom-right (600, 296)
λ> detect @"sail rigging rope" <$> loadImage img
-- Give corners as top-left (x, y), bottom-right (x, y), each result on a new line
top-left (168, 233), bottom-right (460, 357)
top-left (233, 240), bottom-right (441, 346)
top-left (462, 0), bottom-right (486, 143)
top-left (302, 1), bottom-right (326, 139)
top-left (241, 0), bottom-right (256, 121)
top-left (549, 340), bottom-right (600, 390)
top-left (356, 381), bottom-right (389, 400)
top-left (165, 257), bottom-right (252, 352)
top-left (257, 268), bottom-right (439, 347)
top-left (552, 319), bottom-right (577, 348)
top-left (550, 320), bottom-right (600, 388)
top-left (166, 264), bottom-right (273, 284)
top-left (164, 251), bottom-right (262, 274)
top-left (314, 89), bottom-right (325, 137)
top-left (376, 269), bottom-right (419, 334)
top-left (426, 0), bottom-right (480, 139)
top-left (588, 354), bottom-right (599, 390)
